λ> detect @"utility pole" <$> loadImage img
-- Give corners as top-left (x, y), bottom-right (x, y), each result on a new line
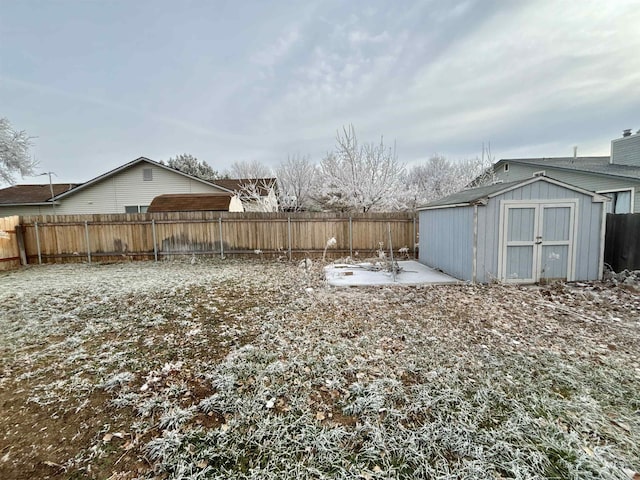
top-left (39, 171), bottom-right (57, 219)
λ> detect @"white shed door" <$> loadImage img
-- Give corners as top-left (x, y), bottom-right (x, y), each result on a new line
top-left (500, 202), bottom-right (576, 283)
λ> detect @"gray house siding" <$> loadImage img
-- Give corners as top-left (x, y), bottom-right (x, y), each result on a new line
top-left (611, 133), bottom-right (640, 167)
top-left (419, 206), bottom-right (474, 281)
top-left (495, 162), bottom-right (640, 213)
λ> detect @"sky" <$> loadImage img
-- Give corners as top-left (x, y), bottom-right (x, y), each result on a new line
top-left (1, 0), bottom-right (640, 185)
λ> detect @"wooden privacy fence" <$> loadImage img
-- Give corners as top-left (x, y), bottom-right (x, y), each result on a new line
top-left (604, 213), bottom-right (640, 272)
top-left (16, 212), bottom-right (418, 265)
top-left (0, 216), bottom-right (21, 271)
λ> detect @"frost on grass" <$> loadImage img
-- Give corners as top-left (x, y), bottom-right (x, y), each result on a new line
top-left (1, 260), bottom-right (639, 479)
top-left (99, 371), bottom-right (135, 391)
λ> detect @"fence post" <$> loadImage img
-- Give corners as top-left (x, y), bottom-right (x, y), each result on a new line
top-left (152, 219), bottom-right (158, 262)
top-left (288, 216), bottom-right (292, 261)
top-left (84, 221), bottom-right (92, 264)
top-left (388, 222), bottom-right (396, 282)
top-left (413, 216), bottom-right (417, 259)
top-left (349, 216), bottom-right (353, 258)
top-left (35, 221), bottom-right (42, 265)
top-left (218, 217), bottom-right (224, 258)
top-left (15, 225), bottom-right (28, 265)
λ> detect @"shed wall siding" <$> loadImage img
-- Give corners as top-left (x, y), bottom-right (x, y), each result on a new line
top-left (56, 163), bottom-right (226, 214)
top-left (419, 206), bottom-right (474, 281)
top-left (495, 163), bottom-right (640, 213)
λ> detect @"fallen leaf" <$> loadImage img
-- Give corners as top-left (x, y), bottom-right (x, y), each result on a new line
top-left (316, 411), bottom-right (326, 421)
top-left (197, 460), bottom-right (208, 468)
top-left (103, 433), bottom-right (113, 442)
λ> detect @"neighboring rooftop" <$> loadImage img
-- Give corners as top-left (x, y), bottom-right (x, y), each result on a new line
top-left (147, 193), bottom-right (235, 212)
top-left (496, 156), bottom-right (640, 180)
top-left (0, 184), bottom-right (80, 205)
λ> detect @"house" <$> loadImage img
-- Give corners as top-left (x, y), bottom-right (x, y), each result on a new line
top-left (418, 176), bottom-right (608, 284)
top-left (147, 193), bottom-right (244, 213)
top-left (491, 129), bottom-right (640, 213)
top-left (213, 178), bottom-right (279, 212)
top-left (0, 157), bottom-right (275, 216)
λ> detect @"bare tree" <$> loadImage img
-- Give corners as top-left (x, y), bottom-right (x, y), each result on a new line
top-left (233, 178), bottom-right (279, 212)
top-left (466, 141), bottom-right (497, 187)
top-left (0, 118), bottom-right (38, 185)
top-left (403, 144), bottom-right (498, 211)
top-left (316, 125), bottom-right (405, 212)
top-left (161, 154), bottom-right (222, 182)
top-left (228, 159), bottom-right (272, 179)
top-left (275, 154), bottom-right (317, 211)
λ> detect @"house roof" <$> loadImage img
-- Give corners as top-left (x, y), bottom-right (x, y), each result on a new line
top-left (496, 156), bottom-right (640, 181)
top-left (214, 178), bottom-right (277, 195)
top-left (147, 193), bottom-right (233, 212)
top-left (0, 183), bottom-right (80, 205)
top-left (419, 176), bottom-right (609, 210)
top-left (54, 157), bottom-right (233, 200)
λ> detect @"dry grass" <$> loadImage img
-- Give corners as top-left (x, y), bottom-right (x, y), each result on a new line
top-left (0, 259), bottom-right (639, 479)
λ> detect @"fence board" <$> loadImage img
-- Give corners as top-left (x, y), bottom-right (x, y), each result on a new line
top-left (17, 212), bottom-right (418, 264)
top-left (604, 213), bottom-right (640, 272)
top-left (0, 216), bottom-right (21, 270)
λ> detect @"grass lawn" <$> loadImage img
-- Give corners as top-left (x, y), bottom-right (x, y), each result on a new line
top-left (1, 260), bottom-right (639, 479)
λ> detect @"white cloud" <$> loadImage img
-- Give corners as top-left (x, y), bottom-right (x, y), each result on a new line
top-left (251, 28), bottom-right (300, 68)
top-left (348, 30), bottom-right (390, 45)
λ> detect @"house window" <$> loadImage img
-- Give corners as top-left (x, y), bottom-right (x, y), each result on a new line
top-left (143, 168), bottom-right (153, 181)
top-left (598, 189), bottom-right (633, 214)
top-left (125, 205), bottom-right (149, 213)
top-left (504, 163), bottom-right (509, 172)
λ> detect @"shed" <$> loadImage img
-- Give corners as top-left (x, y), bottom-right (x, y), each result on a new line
top-left (417, 176), bottom-right (609, 283)
top-left (147, 193), bottom-right (244, 213)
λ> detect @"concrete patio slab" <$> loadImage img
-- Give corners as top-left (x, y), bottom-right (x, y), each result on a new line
top-left (325, 260), bottom-right (460, 287)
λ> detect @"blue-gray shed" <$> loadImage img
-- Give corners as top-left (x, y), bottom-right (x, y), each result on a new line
top-left (418, 176), bottom-right (609, 283)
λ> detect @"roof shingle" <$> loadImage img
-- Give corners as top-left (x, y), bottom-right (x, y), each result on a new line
top-left (147, 193), bottom-right (233, 212)
top-left (0, 184), bottom-right (80, 205)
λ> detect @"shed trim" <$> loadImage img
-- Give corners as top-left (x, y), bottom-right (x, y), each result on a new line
top-left (497, 199), bottom-right (578, 283)
top-left (486, 176), bottom-right (609, 203)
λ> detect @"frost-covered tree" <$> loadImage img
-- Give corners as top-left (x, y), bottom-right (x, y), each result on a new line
top-left (275, 154), bottom-right (317, 211)
top-left (227, 159), bottom-right (272, 179)
top-left (316, 125), bottom-right (405, 212)
top-left (0, 118), bottom-right (37, 185)
top-left (162, 154), bottom-right (222, 182)
top-left (402, 145), bottom-right (497, 211)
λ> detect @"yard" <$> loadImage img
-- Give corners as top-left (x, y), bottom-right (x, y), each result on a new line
top-left (0, 260), bottom-right (639, 479)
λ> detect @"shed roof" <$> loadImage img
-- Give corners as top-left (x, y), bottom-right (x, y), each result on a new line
top-left (418, 176), bottom-right (609, 210)
top-left (147, 193), bottom-right (233, 212)
top-left (496, 156), bottom-right (640, 180)
top-left (0, 183), bottom-right (80, 205)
